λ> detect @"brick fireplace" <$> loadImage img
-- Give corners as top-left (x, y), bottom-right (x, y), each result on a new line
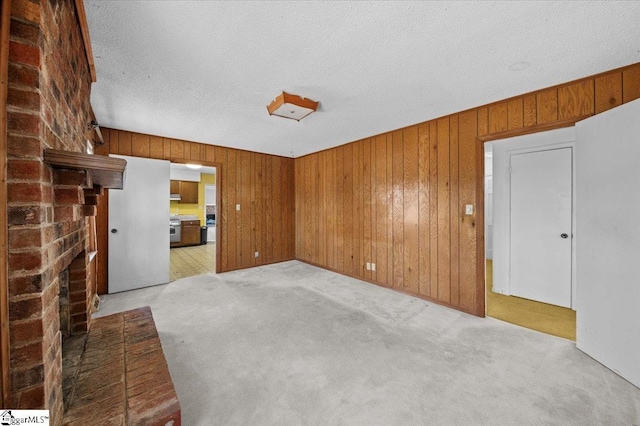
top-left (5, 1), bottom-right (101, 423)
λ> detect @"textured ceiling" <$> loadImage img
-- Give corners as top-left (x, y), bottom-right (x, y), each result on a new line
top-left (85, 1), bottom-right (640, 158)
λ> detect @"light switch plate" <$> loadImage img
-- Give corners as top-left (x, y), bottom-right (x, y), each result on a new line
top-left (465, 204), bottom-right (473, 215)
top-left (236, 204), bottom-right (241, 211)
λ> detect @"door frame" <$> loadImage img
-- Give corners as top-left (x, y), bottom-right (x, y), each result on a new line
top-left (97, 159), bottom-right (223, 293)
top-left (176, 162), bottom-right (221, 272)
top-left (476, 116), bottom-right (586, 315)
top-left (169, 158), bottom-right (224, 274)
top-left (491, 135), bottom-right (576, 306)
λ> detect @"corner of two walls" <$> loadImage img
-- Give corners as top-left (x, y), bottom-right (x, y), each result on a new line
top-left (98, 129), bottom-right (296, 271)
top-left (101, 62), bottom-right (640, 317)
top-left (294, 62), bottom-right (640, 317)
top-left (294, 114), bottom-right (481, 315)
top-left (4, 0), bottom-right (637, 419)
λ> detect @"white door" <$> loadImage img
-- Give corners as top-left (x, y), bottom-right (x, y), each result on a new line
top-left (576, 99), bottom-right (640, 388)
top-left (108, 155), bottom-right (170, 293)
top-left (509, 148), bottom-right (572, 307)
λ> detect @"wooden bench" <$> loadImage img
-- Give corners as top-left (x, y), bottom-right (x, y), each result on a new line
top-left (63, 306), bottom-right (181, 425)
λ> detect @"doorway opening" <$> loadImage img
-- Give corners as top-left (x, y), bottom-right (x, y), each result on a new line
top-left (169, 163), bottom-right (217, 281)
top-left (483, 128), bottom-right (576, 340)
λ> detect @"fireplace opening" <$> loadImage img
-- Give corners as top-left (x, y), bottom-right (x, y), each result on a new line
top-left (59, 268), bottom-right (70, 339)
top-left (59, 248), bottom-right (97, 411)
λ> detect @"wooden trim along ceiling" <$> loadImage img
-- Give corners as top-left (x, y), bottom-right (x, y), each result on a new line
top-left (74, 0), bottom-right (96, 82)
top-left (1, 0), bottom-right (12, 408)
top-left (476, 115), bottom-right (589, 143)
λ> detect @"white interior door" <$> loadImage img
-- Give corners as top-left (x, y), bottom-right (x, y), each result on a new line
top-left (109, 155), bottom-right (170, 293)
top-left (509, 148), bottom-right (572, 307)
top-left (491, 127), bottom-right (575, 297)
top-left (575, 99), bottom-right (640, 388)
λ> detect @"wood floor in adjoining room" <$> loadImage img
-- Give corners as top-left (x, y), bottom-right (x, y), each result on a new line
top-left (170, 243), bottom-right (216, 281)
top-left (485, 259), bottom-right (576, 340)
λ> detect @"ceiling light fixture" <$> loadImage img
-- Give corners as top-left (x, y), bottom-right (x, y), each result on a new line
top-left (267, 91), bottom-right (319, 121)
top-left (186, 163), bottom-right (202, 169)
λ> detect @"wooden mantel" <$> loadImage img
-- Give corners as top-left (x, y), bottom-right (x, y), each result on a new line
top-left (44, 149), bottom-right (127, 189)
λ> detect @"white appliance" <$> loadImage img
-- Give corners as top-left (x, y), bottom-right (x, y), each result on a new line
top-left (207, 225), bottom-right (216, 243)
top-left (170, 218), bottom-right (181, 243)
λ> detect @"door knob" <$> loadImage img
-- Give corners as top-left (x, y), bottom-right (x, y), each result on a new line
top-left (560, 233), bottom-right (569, 239)
top-left (111, 229), bottom-right (118, 234)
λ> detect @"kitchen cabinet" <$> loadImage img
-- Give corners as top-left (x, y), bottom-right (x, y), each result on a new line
top-left (180, 181), bottom-right (198, 203)
top-left (181, 220), bottom-right (201, 246)
top-left (170, 180), bottom-right (180, 194)
top-left (170, 180), bottom-right (199, 203)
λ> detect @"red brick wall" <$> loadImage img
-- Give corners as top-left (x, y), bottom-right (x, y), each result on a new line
top-left (6, 0), bottom-right (94, 422)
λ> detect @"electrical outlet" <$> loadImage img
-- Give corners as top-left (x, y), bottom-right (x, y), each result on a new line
top-left (371, 263), bottom-right (376, 271)
top-left (366, 262), bottom-right (371, 271)
top-left (255, 251), bottom-right (259, 258)
top-left (236, 204), bottom-right (241, 211)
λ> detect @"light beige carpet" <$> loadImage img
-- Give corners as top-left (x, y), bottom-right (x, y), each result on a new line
top-left (486, 260), bottom-right (576, 340)
top-left (95, 260), bottom-right (640, 425)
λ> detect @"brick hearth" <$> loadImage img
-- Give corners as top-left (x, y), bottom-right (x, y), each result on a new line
top-left (62, 307), bottom-right (181, 425)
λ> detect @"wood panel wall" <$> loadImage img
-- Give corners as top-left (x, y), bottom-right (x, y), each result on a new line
top-left (295, 62), bottom-right (640, 316)
top-left (96, 128), bottom-right (295, 278)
